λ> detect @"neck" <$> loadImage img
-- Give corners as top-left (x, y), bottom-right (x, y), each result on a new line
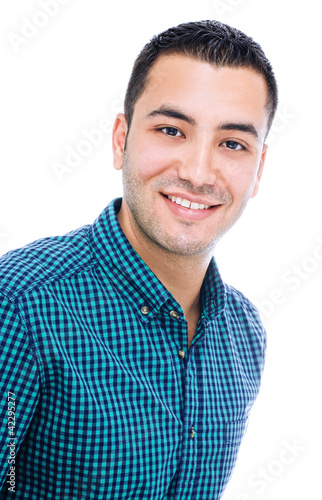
top-left (146, 249), bottom-right (210, 315)
top-left (117, 207), bottom-right (212, 319)
top-left (137, 239), bottom-right (212, 350)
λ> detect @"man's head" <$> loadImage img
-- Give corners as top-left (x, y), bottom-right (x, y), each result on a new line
top-left (124, 20), bottom-right (278, 136)
top-left (113, 21), bottom-right (278, 259)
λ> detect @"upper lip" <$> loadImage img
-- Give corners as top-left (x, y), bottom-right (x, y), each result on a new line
top-left (162, 192), bottom-right (221, 207)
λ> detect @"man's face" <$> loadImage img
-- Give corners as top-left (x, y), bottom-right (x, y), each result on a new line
top-left (113, 55), bottom-right (268, 257)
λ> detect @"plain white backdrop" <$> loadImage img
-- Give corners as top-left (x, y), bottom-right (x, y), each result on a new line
top-left (1, 1), bottom-right (321, 498)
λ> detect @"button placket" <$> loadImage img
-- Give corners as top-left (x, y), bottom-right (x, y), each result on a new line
top-left (173, 353), bottom-right (199, 495)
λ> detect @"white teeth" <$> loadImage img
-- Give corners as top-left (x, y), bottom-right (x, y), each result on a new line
top-left (167, 196), bottom-right (210, 210)
top-left (181, 199), bottom-right (191, 208)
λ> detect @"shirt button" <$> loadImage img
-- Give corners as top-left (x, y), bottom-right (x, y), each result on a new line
top-left (141, 305), bottom-right (150, 315)
top-left (190, 427), bottom-right (195, 439)
top-left (170, 310), bottom-right (180, 320)
top-left (178, 349), bottom-right (185, 359)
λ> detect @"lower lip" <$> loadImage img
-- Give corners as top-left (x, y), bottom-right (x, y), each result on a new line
top-left (163, 195), bottom-right (220, 221)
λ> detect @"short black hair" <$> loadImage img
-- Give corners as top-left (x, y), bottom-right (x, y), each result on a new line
top-left (124, 20), bottom-right (278, 135)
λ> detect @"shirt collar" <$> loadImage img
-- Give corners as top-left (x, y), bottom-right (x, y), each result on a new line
top-left (89, 198), bottom-right (227, 323)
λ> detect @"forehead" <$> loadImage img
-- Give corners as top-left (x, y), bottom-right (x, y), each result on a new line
top-left (133, 54), bottom-right (269, 136)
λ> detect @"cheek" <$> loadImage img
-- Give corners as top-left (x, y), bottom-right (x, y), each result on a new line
top-left (226, 165), bottom-right (259, 201)
top-left (134, 141), bottom-right (175, 180)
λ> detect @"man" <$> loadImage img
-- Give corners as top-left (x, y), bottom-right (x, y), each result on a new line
top-left (0, 20), bottom-right (277, 499)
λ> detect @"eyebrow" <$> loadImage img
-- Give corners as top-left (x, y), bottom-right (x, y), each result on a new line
top-left (217, 122), bottom-right (259, 140)
top-left (147, 106), bottom-right (196, 126)
top-left (147, 105), bottom-right (259, 140)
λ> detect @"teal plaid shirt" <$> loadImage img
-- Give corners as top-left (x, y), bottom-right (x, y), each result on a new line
top-left (0, 198), bottom-right (266, 499)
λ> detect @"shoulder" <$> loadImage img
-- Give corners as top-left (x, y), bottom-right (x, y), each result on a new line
top-left (225, 283), bottom-right (260, 315)
top-left (0, 224), bottom-right (93, 301)
top-left (224, 283), bottom-right (266, 340)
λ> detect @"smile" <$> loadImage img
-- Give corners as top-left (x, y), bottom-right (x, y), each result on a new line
top-left (167, 195), bottom-right (211, 210)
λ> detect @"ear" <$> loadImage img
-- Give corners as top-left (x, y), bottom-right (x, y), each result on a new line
top-left (251, 144), bottom-right (268, 198)
top-left (112, 113), bottom-right (128, 171)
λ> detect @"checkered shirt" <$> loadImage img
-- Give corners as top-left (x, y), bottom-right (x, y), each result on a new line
top-left (0, 198), bottom-right (266, 499)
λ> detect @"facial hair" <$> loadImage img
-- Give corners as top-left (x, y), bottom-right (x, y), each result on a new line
top-left (121, 149), bottom-right (250, 257)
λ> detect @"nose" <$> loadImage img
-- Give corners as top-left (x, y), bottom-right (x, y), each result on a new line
top-left (177, 136), bottom-right (217, 187)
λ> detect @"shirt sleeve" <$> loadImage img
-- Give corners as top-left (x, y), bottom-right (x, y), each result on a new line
top-left (0, 293), bottom-right (40, 491)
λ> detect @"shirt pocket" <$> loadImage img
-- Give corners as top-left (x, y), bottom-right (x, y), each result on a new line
top-left (217, 417), bottom-right (249, 494)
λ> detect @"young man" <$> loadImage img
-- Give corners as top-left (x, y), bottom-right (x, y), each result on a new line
top-left (0, 20), bottom-right (277, 499)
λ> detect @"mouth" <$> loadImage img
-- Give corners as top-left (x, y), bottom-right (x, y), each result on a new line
top-left (165, 195), bottom-right (215, 210)
top-left (162, 193), bottom-right (221, 221)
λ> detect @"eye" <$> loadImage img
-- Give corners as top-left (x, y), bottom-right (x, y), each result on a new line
top-left (159, 127), bottom-right (184, 137)
top-left (221, 140), bottom-right (245, 151)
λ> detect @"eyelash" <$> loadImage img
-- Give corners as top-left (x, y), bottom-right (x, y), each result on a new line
top-left (157, 127), bottom-right (184, 137)
top-left (157, 127), bottom-right (246, 151)
top-left (220, 140), bottom-right (246, 151)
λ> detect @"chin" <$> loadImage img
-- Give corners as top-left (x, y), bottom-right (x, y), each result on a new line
top-left (153, 232), bottom-right (218, 257)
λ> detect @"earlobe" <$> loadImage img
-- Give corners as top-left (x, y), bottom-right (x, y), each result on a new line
top-left (112, 113), bottom-right (128, 171)
top-left (251, 144), bottom-right (268, 198)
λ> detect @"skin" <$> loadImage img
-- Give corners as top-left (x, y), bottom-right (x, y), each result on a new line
top-left (112, 54), bottom-right (269, 348)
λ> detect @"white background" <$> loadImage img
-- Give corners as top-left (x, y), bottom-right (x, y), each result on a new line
top-left (1, 1), bottom-right (321, 498)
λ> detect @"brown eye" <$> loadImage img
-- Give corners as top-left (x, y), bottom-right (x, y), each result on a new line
top-left (221, 140), bottom-right (244, 150)
top-left (160, 127), bottom-right (183, 137)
